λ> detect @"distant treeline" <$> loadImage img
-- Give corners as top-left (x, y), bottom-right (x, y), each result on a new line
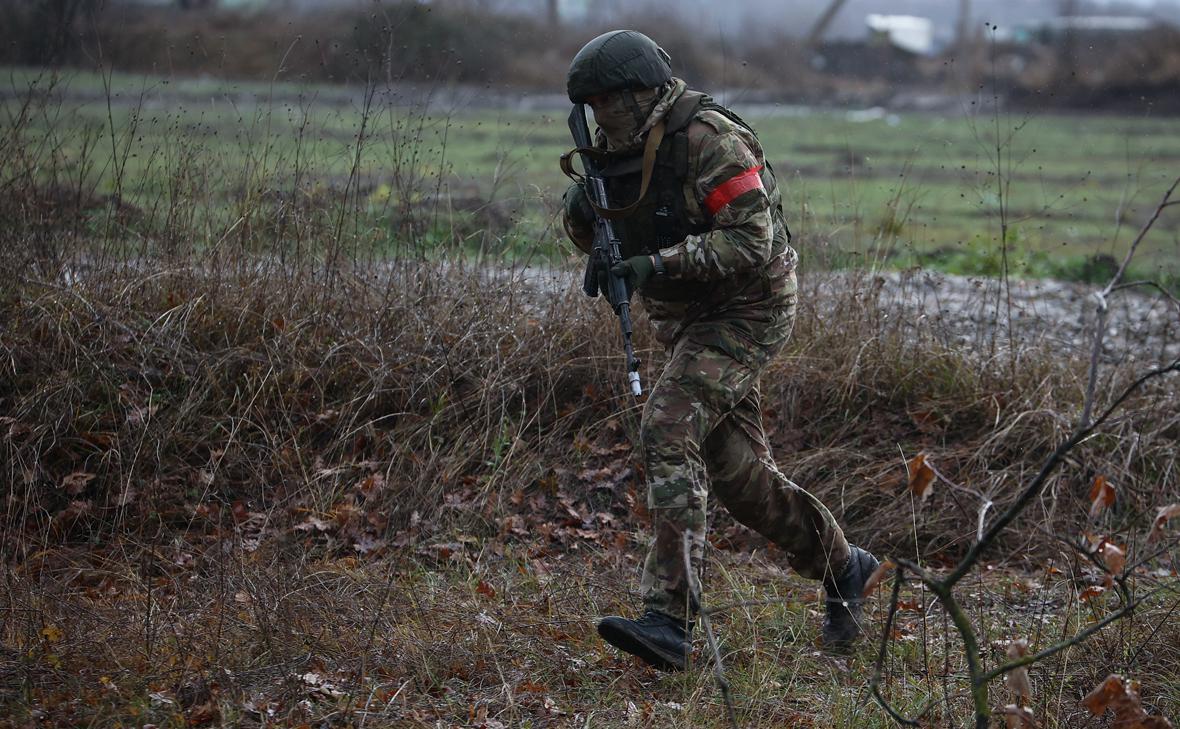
top-left (2, 0), bottom-right (1179, 111)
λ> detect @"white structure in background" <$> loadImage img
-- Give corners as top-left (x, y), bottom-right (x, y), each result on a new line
top-left (865, 14), bottom-right (935, 55)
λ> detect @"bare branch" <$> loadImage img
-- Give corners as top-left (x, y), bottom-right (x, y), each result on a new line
top-left (1103, 176), bottom-right (1180, 299)
top-left (976, 500), bottom-right (994, 543)
top-left (892, 557), bottom-right (940, 588)
top-left (1110, 280), bottom-right (1180, 311)
top-left (1082, 175), bottom-right (1180, 427)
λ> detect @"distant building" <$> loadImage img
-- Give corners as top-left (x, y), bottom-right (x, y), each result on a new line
top-left (865, 14), bottom-right (936, 56)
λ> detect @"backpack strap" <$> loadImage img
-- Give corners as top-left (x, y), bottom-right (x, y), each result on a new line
top-left (664, 90), bottom-right (706, 134)
top-left (559, 120), bottom-right (666, 220)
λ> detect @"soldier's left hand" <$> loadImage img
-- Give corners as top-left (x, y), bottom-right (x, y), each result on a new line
top-left (610, 255), bottom-right (655, 290)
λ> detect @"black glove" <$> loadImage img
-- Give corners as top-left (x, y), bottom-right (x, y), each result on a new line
top-left (610, 255), bottom-right (655, 291)
top-left (563, 182), bottom-right (595, 234)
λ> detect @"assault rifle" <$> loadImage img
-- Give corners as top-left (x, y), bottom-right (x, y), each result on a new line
top-left (566, 103), bottom-right (643, 397)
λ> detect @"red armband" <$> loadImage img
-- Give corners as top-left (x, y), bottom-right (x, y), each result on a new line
top-left (703, 165), bottom-right (764, 216)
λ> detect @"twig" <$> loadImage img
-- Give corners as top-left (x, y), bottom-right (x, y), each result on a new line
top-left (870, 176), bottom-right (1180, 729)
top-left (684, 533), bottom-right (739, 729)
top-left (869, 566), bottom-right (922, 727)
top-left (1081, 176), bottom-right (1180, 428)
top-left (976, 500), bottom-right (994, 543)
top-left (1110, 280), bottom-right (1180, 311)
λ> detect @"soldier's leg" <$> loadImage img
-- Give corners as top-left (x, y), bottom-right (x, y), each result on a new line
top-left (638, 338), bottom-right (762, 620)
top-left (704, 382), bottom-right (851, 581)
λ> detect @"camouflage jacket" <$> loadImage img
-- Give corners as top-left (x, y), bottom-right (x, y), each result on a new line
top-left (564, 87), bottom-right (798, 351)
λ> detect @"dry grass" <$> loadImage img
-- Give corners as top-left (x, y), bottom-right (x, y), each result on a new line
top-left (3, 530), bottom-right (1178, 727)
top-left (3, 59), bottom-right (1179, 728)
top-left (2, 245), bottom-right (1178, 726)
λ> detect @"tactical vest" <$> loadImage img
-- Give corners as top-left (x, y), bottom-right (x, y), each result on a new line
top-left (600, 91), bottom-right (728, 258)
top-left (600, 91), bottom-right (786, 303)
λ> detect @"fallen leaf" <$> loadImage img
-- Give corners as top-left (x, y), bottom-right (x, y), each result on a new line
top-left (1079, 585), bottom-right (1106, 602)
top-left (906, 454), bottom-right (935, 505)
top-left (1102, 542), bottom-right (1126, 575)
top-left (1082, 675), bottom-right (1125, 716)
top-left (57, 500), bottom-right (92, 523)
top-left (861, 559), bottom-right (896, 597)
top-left (294, 516), bottom-right (331, 532)
top-left (61, 471), bottom-right (96, 495)
top-left (356, 472), bottom-right (385, 495)
top-left (999, 704), bottom-right (1036, 728)
top-left (187, 700), bottom-right (220, 726)
top-left (1004, 640), bottom-right (1032, 706)
top-left (1082, 673), bottom-right (1175, 728)
top-left (81, 431), bottom-right (115, 449)
top-left (1088, 476), bottom-right (1116, 519)
top-left (353, 536), bottom-right (386, 555)
top-left (1148, 504), bottom-right (1180, 543)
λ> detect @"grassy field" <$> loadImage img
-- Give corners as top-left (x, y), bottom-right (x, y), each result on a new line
top-left (5, 66), bottom-right (1180, 275)
top-left (4, 65), bottom-right (1180, 728)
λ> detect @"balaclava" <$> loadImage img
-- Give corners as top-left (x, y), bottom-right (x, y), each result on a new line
top-left (593, 87), bottom-right (661, 152)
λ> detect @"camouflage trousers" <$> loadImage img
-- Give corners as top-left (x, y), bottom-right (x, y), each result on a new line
top-left (639, 279), bottom-right (850, 621)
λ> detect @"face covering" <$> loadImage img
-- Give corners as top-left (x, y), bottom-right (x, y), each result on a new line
top-left (593, 88), bottom-right (660, 151)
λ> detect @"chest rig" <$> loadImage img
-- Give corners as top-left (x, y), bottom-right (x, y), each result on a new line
top-left (598, 91), bottom-right (743, 259)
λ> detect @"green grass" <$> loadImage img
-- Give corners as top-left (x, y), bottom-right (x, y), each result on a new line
top-left (6, 66), bottom-right (1180, 273)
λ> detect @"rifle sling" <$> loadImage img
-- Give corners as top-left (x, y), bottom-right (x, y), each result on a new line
top-left (559, 120), bottom-right (666, 221)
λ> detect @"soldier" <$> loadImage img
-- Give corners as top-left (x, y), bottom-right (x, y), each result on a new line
top-left (561, 30), bottom-right (879, 670)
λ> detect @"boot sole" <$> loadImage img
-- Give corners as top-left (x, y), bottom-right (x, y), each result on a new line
top-left (596, 621), bottom-right (687, 672)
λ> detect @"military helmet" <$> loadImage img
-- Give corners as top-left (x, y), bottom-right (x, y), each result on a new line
top-left (566, 30), bottom-right (672, 103)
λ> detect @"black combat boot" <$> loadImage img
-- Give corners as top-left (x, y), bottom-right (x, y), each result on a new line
top-left (597, 610), bottom-right (691, 671)
top-left (822, 545), bottom-right (879, 650)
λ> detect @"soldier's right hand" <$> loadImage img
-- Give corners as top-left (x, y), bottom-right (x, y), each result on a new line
top-left (563, 182), bottom-right (596, 236)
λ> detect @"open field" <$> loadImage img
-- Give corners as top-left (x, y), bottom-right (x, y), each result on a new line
top-left (5, 67), bottom-right (1180, 275)
top-left (3, 65), bottom-right (1180, 728)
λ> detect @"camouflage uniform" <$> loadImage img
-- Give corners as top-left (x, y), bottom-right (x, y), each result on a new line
top-left (565, 81), bottom-right (851, 621)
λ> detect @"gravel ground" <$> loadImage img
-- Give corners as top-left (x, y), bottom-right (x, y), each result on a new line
top-left (858, 270), bottom-right (1180, 366)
